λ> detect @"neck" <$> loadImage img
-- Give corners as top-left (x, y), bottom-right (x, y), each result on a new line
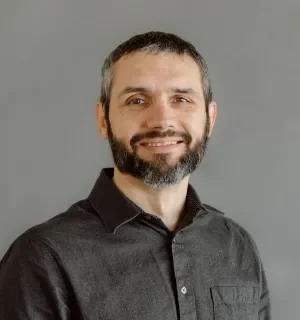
top-left (112, 167), bottom-right (190, 231)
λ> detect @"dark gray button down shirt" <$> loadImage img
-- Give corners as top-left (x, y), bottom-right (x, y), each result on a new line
top-left (0, 168), bottom-right (271, 319)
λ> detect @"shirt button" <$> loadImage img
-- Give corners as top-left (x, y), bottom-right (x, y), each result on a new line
top-left (181, 286), bottom-right (187, 294)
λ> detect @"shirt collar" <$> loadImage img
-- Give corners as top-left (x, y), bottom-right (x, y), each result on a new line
top-left (87, 167), bottom-right (204, 234)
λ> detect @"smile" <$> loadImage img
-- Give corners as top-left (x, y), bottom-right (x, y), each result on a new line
top-left (139, 141), bottom-right (184, 152)
top-left (142, 141), bottom-right (181, 147)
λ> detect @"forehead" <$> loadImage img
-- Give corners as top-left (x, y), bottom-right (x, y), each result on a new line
top-left (111, 52), bottom-right (203, 95)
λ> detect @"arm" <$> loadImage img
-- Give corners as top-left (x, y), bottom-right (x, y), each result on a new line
top-left (258, 262), bottom-right (271, 319)
top-left (245, 229), bottom-right (271, 319)
top-left (0, 234), bottom-right (71, 319)
top-left (233, 220), bottom-right (272, 319)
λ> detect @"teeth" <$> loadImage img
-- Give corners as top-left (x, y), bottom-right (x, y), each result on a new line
top-left (145, 141), bottom-right (178, 147)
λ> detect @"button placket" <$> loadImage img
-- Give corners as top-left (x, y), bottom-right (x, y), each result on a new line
top-left (172, 235), bottom-right (197, 320)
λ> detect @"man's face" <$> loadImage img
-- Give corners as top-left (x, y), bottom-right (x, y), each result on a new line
top-left (97, 52), bottom-right (216, 188)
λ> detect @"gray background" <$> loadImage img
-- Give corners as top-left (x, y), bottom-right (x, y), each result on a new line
top-left (1, 0), bottom-right (299, 318)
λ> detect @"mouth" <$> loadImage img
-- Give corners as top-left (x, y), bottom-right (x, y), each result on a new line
top-left (139, 139), bottom-right (184, 147)
top-left (139, 140), bottom-right (184, 152)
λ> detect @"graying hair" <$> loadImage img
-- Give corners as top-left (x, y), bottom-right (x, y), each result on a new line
top-left (99, 31), bottom-right (212, 119)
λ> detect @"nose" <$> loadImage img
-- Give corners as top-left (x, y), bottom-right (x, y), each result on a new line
top-left (144, 101), bottom-right (177, 130)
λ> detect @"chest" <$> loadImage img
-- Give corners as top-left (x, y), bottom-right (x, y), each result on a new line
top-left (62, 230), bottom-right (260, 320)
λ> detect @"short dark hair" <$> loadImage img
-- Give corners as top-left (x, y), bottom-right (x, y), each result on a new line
top-left (99, 31), bottom-right (212, 119)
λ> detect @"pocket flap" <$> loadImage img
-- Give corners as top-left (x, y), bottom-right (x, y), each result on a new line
top-left (211, 286), bottom-right (258, 305)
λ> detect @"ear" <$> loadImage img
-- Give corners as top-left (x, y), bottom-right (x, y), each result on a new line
top-left (95, 101), bottom-right (108, 140)
top-left (207, 101), bottom-right (217, 137)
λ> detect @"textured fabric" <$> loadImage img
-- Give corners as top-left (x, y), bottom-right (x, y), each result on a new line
top-left (0, 168), bottom-right (271, 319)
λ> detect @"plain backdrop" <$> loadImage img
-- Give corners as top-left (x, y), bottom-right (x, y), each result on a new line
top-left (1, 0), bottom-right (299, 319)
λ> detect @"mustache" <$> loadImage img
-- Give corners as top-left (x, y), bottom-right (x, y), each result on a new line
top-left (130, 129), bottom-right (192, 146)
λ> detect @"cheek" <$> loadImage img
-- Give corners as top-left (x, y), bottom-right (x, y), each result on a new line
top-left (110, 107), bottom-right (139, 131)
top-left (109, 118), bottom-right (137, 146)
top-left (186, 117), bottom-right (207, 141)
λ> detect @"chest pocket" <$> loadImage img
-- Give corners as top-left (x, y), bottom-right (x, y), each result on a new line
top-left (211, 286), bottom-right (259, 320)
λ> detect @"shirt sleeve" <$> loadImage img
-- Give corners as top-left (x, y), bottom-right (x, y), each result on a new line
top-left (230, 219), bottom-right (272, 319)
top-left (245, 229), bottom-right (272, 319)
top-left (258, 262), bottom-right (271, 319)
top-left (0, 234), bottom-right (71, 319)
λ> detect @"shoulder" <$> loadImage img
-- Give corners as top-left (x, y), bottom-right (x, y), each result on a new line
top-left (201, 203), bottom-right (261, 257)
top-left (1, 199), bottom-right (105, 265)
top-left (201, 202), bottom-right (225, 215)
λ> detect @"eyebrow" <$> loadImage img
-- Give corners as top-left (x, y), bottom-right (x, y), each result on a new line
top-left (117, 86), bottom-right (200, 99)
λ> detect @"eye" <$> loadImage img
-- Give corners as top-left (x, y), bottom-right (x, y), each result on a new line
top-left (174, 97), bottom-right (190, 103)
top-left (127, 98), bottom-right (146, 105)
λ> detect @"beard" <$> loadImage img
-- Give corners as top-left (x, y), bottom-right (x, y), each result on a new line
top-left (106, 115), bottom-right (210, 189)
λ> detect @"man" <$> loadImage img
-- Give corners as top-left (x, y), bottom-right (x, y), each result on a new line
top-left (0, 31), bottom-right (271, 319)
